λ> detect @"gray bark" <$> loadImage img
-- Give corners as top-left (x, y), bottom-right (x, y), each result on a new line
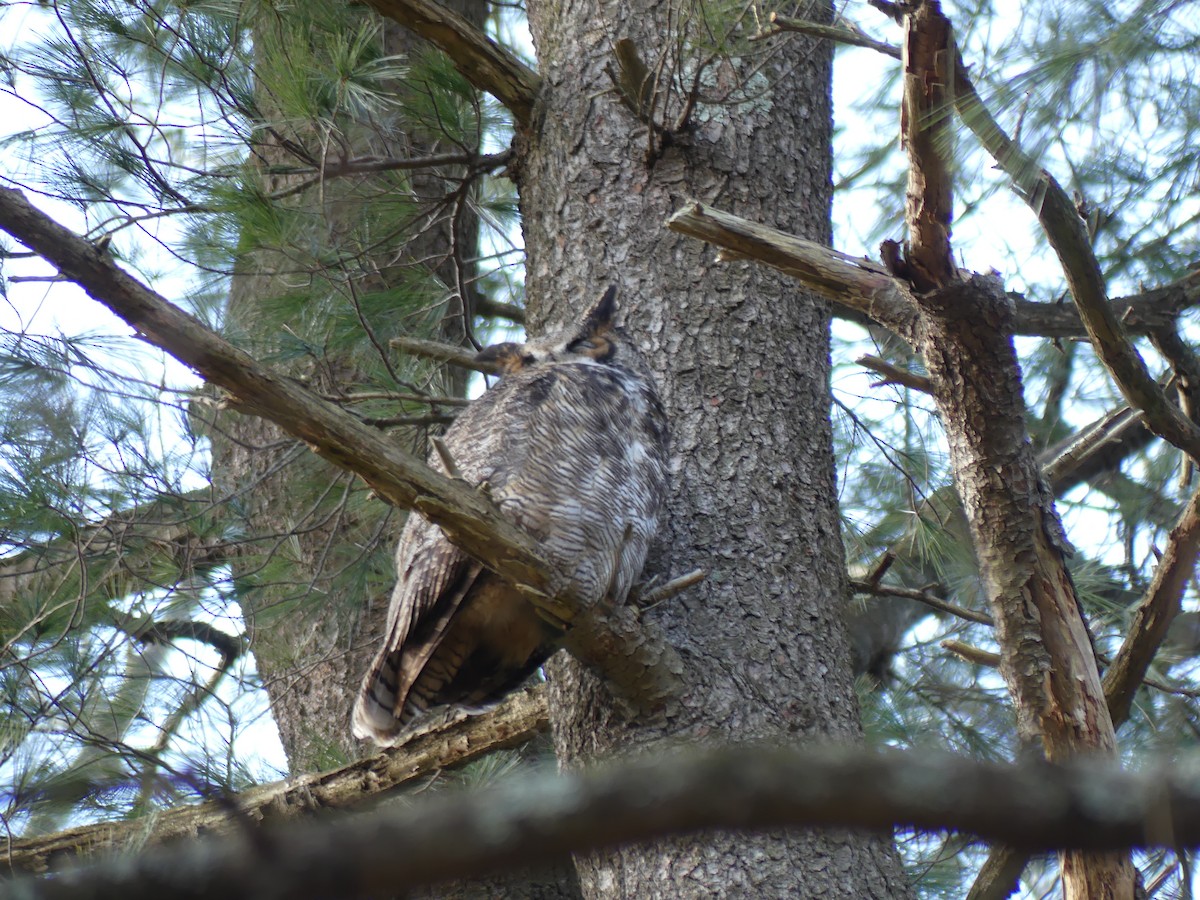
top-left (519, 1), bottom-right (912, 895)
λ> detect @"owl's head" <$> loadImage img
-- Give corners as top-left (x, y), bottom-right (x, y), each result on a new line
top-left (475, 285), bottom-right (633, 374)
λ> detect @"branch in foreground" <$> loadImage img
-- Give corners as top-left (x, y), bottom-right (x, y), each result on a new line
top-left (9, 743), bottom-right (1200, 900)
top-left (0, 186), bottom-right (681, 713)
top-left (4, 686), bottom-right (548, 877)
top-left (362, 0), bottom-right (540, 127)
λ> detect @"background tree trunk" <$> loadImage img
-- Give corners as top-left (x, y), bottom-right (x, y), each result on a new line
top-left (520, 1), bottom-right (913, 894)
top-left (211, 6), bottom-right (489, 774)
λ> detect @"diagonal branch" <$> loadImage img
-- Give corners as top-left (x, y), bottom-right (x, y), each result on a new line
top-left (950, 50), bottom-right (1200, 464)
top-left (10, 743), bottom-right (1200, 900)
top-left (0, 186), bottom-right (680, 712)
top-left (361, 0), bottom-right (540, 127)
top-left (1103, 485), bottom-right (1200, 725)
top-left (664, 200), bottom-right (919, 334)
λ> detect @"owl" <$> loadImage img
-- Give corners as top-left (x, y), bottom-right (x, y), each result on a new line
top-left (352, 286), bottom-right (670, 746)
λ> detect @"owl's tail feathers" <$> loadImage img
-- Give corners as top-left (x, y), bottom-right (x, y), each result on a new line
top-left (351, 653), bottom-right (407, 745)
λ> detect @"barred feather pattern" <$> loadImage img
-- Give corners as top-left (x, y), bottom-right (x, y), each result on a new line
top-left (352, 288), bottom-right (669, 746)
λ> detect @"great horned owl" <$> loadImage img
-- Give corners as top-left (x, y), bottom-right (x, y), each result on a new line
top-left (352, 286), bottom-right (669, 746)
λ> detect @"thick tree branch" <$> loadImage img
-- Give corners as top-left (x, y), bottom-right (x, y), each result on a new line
top-left (9, 744), bottom-right (1200, 900)
top-left (3, 685), bottom-right (548, 877)
top-left (664, 200), bottom-right (919, 334)
top-left (0, 186), bottom-right (681, 713)
top-left (361, 0), bottom-right (540, 127)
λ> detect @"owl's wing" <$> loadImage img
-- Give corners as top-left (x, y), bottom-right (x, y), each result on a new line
top-left (352, 395), bottom-right (509, 744)
top-left (351, 514), bottom-right (485, 743)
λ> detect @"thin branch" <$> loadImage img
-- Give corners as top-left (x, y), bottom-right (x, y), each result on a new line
top-left (474, 295), bottom-right (526, 323)
top-left (851, 579), bottom-right (993, 626)
top-left (941, 639), bottom-right (1001, 667)
top-left (0, 186), bottom-right (682, 714)
top-left (856, 354), bottom-right (933, 394)
top-left (390, 334), bottom-right (502, 373)
top-left (759, 14), bottom-right (900, 58)
top-left (11, 743), bottom-right (1200, 900)
top-left (361, 0), bottom-right (540, 127)
top-left (1103, 485), bottom-right (1200, 725)
top-left (635, 568), bottom-right (707, 608)
top-left (3, 685), bottom-right (549, 876)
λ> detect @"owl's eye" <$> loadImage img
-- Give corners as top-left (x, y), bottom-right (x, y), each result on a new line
top-left (568, 338), bottom-right (599, 352)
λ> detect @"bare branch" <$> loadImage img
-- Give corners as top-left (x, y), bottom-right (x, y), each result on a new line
top-left (1103, 486), bottom-right (1200, 725)
top-left (361, 0), bottom-right (540, 127)
top-left (941, 639), bottom-right (1001, 667)
top-left (11, 743), bottom-right (1200, 900)
top-left (0, 186), bottom-right (681, 714)
top-left (4, 685), bottom-right (548, 877)
top-left (390, 333), bottom-right (502, 373)
top-left (851, 579), bottom-right (993, 626)
top-left (900, 1), bottom-right (954, 291)
top-left (856, 354), bottom-right (932, 394)
top-left (664, 201), bottom-right (918, 334)
top-left (949, 47), bottom-right (1200, 462)
top-left (760, 14), bottom-right (900, 58)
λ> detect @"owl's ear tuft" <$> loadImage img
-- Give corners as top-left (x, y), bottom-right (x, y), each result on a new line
top-left (580, 285), bottom-right (619, 338)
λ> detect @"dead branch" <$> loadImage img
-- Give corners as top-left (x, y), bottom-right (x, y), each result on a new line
top-left (1103, 486), bottom-right (1200, 724)
top-left (761, 13), bottom-right (900, 58)
top-left (3, 685), bottom-right (548, 877)
top-left (856, 354), bottom-right (932, 394)
top-left (851, 579), bottom-right (992, 626)
top-left (900, 1), bottom-right (955, 291)
top-left (0, 186), bottom-right (681, 715)
top-left (390, 334), bottom-right (502, 373)
top-left (664, 201), bottom-right (918, 335)
top-left (10, 742), bottom-right (1200, 900)
top-left (361, 0), bottom-right (540, 127)
top-left (950, 45), bottom-right (1200, 464)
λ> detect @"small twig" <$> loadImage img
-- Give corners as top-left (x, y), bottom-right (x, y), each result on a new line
top-left (857, 355), bottom-right (933, 394)
top-left (941, 639), bottom-right (1001, 667)
top-left (390, 334), bottom-right (500, 374)
top-left (851, 579), bottom-right (993, 626)
top-left (431, 436), bottom-right (463, 479)
top-left (760, 13), bottom-right (900, 59)
top-left (635, 568), bottom-right (707, 609)
top-left (866, 552), bottom-right (896, 588)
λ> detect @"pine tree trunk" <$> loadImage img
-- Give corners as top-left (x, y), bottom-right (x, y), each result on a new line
top-left (519, 1), bottom-right (913, 895)
top-left (211, 2), bottom-right (485, 773)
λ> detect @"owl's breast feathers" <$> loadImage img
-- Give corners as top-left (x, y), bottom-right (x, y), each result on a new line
top-left (352, 289), bottom-right (668, 746)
